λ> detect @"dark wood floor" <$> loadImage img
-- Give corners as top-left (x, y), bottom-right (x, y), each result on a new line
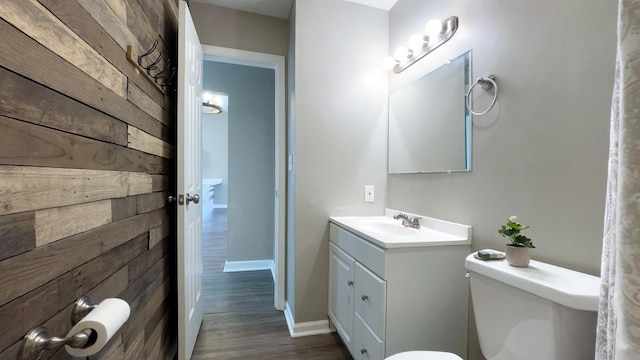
top-left (192, 208), bottom-right (352, 360)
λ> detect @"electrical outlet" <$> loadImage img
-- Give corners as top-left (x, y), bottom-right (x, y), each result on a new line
top-left (364, 185), bottom-right (375, 203)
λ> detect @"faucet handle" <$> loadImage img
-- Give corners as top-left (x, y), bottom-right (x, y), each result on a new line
top-left (393, 212), bottom-right (406, 220)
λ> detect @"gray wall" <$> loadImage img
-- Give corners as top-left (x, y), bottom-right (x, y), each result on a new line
top-left (388, 1), bottom-right (616, 358)
top-left (290, 0), bottom-right (389, 323)
top-left (389, 0), bottom-right (615, 275)
top-left (202, 111), bottom-right (229, 206)
top-left (203, 61), bottom-right (276, 262)
top-left (191, 1), bottom-right (289, 56)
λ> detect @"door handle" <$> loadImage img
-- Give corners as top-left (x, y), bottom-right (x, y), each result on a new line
top-left (167, 195), bottom-right (176, 203)
top-left (186, 193), bottom-right (200, 205)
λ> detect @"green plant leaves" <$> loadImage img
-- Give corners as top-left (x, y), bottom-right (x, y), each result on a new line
top-left (498, 217), bottom-right (535, 248)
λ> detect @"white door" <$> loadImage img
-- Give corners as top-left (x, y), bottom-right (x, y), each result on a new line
top-left (177, 2), bottom-right (203, 359)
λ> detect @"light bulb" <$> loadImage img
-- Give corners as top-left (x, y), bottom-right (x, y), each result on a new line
top-left (408, 34), bottom-right (425, 52)
top-left (425, 19), bottom-right (443, 39)
top-left (382, 56), bottom-right (398, 70)
top-left (394, 46), bottom-right (411, 60)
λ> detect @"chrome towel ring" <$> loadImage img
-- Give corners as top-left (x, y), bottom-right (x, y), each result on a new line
top-left (466, 74), bottom-right (497, 116)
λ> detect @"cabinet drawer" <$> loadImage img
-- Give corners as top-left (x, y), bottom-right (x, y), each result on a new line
top-left (353, 312), bottom-right (384, 360)
top-left (354, 262), bottom-right (386, 340)
top-left (330, 224), bottom-right (386, 278)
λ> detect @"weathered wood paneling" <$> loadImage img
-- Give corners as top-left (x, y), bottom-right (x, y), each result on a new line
top-left (137, 191), bottom-right (168, 214)
top-left (34, 200), bottom-right (112, 247)
top-left (38, 0), bottom-right (165, 105)
top-left (0, 165), bottom-right (153, 216)
top-left (128, 81), bottom-right (171, 125)
top-left (0, 212), bottom-right (35, 261)
top-left (129, 237), bottom-right (169, 283)
top-left (128, 125), bottom-right (175, 159)
top-left (0, 0), bottom-right (177, 357)
top-left (112, 196), bottom-right (137, 222)
top-left (0, 209), bottom-right (164, 307)
top-left (0, 116), bottom-right (167, 174)
top-left (149, 222), bottom-right (170, 249)
top-left (122, 278), bottom-right (169, 354)
top-left (1, 0), bottom-right (127, 97)
top-left (124, 0), bottom-right (162, 53)
top-left (0, 234), bottom-right (147, 353)
top-left (105, 0), bottom-right (127, 24)
top-left (0, 67), bottom-right (128, 146)
top-left (152, 174), bottom-right (171, 192)
top-left (123, 331), bottom-right (144, 360)
top-left (76, 0), bottom-right (142, 55)
top-left (0, 19), bottom-right (168, 141)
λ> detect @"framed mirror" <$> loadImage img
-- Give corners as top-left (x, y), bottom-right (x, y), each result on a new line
top-left (388, 50), bottom-right (471, 174)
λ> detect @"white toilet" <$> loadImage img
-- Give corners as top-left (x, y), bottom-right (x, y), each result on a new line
top-left (386, 253), bottom-right (600, 360)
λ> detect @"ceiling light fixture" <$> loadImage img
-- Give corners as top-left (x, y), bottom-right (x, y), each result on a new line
top-left (382, 16), bottom-right (459, 74)
top-left (202, 101), bottom-right (222, 114)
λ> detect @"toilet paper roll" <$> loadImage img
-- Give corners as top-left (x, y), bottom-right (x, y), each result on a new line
top-left (65, 298), bottom-right (131, 357)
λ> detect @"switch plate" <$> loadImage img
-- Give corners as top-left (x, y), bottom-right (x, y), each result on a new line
top-left (364, 185), bottom-right (374, 203)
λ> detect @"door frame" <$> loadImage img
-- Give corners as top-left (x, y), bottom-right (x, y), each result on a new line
top-left (202, 45), bottom-right (286, 310)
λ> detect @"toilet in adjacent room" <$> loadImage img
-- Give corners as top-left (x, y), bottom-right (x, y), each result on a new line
top-left (386, 252), bottom-right (600, 360)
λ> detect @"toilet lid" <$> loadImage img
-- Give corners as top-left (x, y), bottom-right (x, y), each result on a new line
top-left (385, 351), bottom-right (463, 360)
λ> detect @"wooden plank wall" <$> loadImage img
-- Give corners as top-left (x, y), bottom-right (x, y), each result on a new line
top-left (0, 0), bottom-right (179, 359)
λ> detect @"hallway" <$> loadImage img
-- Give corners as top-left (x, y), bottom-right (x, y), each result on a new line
top-left (192, 209), bottom-right (351, 359)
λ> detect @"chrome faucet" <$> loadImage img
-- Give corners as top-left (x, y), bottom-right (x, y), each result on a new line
top-left (393, 213), bottom-right (421, 229)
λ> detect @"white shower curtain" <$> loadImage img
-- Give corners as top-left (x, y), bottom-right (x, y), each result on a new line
top-left (596, 1), bottom-right (640, 358)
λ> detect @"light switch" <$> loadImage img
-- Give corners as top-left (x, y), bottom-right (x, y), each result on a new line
top-left (364, 185), bottom-right (374, 203)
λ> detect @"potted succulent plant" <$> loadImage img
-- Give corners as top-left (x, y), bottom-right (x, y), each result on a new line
top-left (498, 216), bottom-right (535, 267)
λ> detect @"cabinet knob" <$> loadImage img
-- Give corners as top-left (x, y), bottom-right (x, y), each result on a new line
top-left (361, 295), bottom-right (369, 301)
top-left (347, 280), bottom-right (354, 287)
top-left (360, 347), bottom-right (367, 355)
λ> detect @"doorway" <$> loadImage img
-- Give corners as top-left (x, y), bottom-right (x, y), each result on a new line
top-left (201, 45), bottom-right (286, 310)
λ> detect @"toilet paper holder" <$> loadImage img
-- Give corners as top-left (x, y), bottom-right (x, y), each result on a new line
top-left (71, 295), bottom-right (99, 324)
top-left (18, 296), bottom-right (100, 360)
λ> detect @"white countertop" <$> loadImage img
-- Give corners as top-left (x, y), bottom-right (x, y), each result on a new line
top-left (329, 209), bottom-right (471, 249)
top-left (203, 178), bottom-right (222, 186)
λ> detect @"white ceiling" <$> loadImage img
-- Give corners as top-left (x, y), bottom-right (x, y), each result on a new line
top-left (344, 0), bottom-right (398, 11)
top-left (192, 0), bottom-right (398, 19)
top-left (192, 0), bottom-right (294, 19)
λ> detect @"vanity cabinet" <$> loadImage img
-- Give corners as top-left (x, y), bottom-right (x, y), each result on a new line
top-left (328, 243), bottom-right (356, 350)
top-left (328, 221), bottom-right (470, 360)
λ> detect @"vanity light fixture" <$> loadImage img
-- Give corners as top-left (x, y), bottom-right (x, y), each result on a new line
top-left (383, 16), bottom-right (459, 74)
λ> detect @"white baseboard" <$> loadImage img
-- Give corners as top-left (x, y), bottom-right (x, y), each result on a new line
top-left (270, 261), bottom-right (276, 282)
top-left (223, 259), bottom-right (274, 273)
top-left (212, 204), bottom-right (228, 209)
top-left (283, 302), bottom-right (333, 338)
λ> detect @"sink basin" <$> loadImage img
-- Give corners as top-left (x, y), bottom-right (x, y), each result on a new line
top-left (358, 222), bottom-right (415, 236)
top-left (329, 209), bottom-right (472, 249)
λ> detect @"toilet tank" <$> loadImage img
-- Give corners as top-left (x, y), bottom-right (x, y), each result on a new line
top-left (464, 254), bottom-right (600, 360)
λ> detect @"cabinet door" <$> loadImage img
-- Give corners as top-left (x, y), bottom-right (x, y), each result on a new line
top-left (329, 242), bottom-right (356, 352)
top-left (354, 262), bottom-right (386, 340)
